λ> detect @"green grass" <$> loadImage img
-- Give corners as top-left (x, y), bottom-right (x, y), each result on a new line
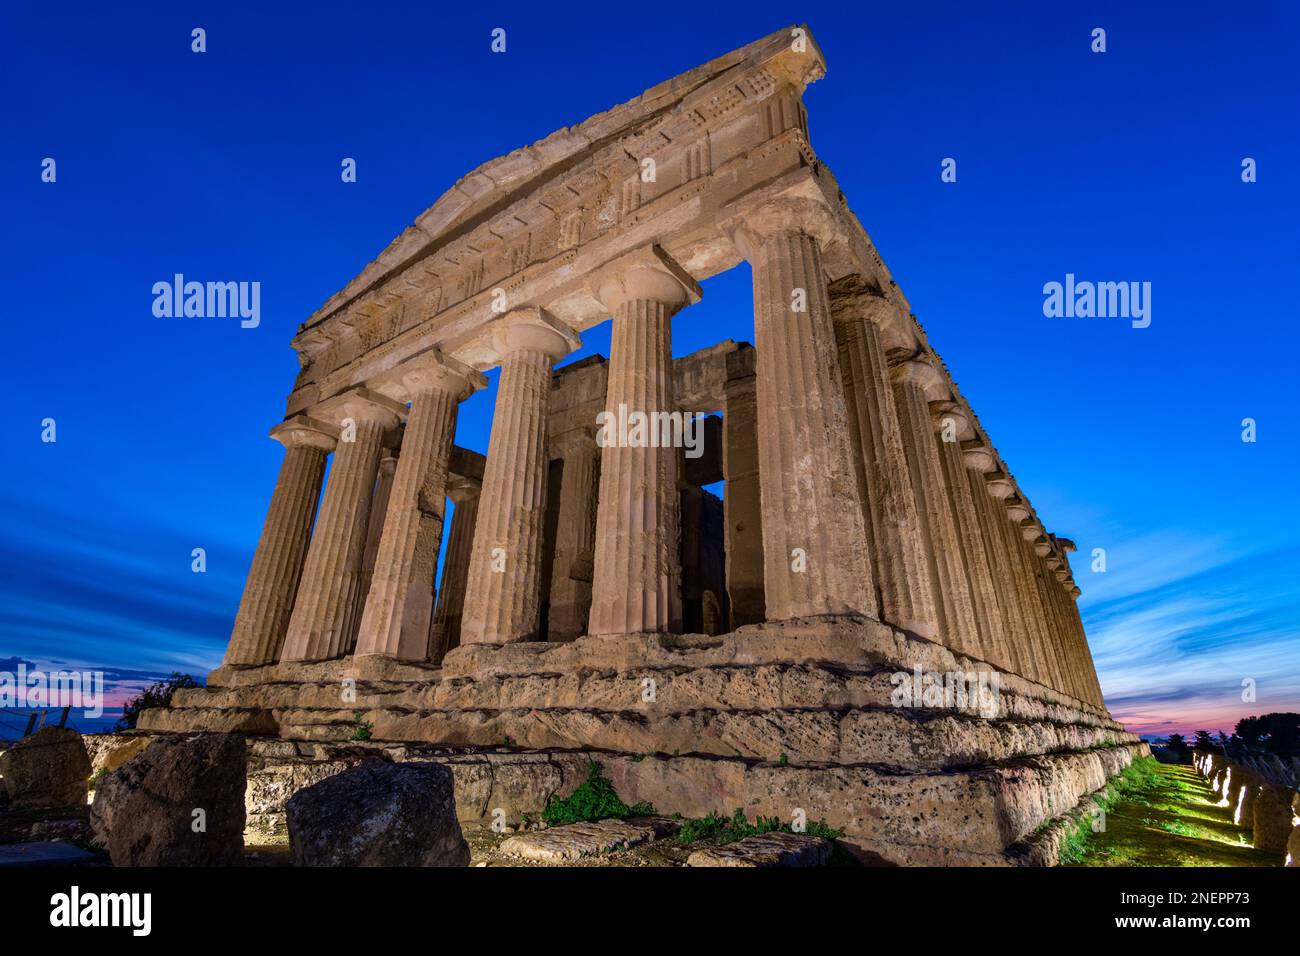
top-left (675, 807), bottom-right (844, 845)
top-left (1062, 759), bottom-right (1282, 867)
top-left (541, 763), bottom-right (655, 826)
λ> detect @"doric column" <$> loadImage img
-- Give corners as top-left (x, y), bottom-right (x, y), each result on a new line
top-left (224, 416), bottom-right (336, 666)
top-left (833, 291), bottom-right (939, 638)
top-left (587, 247), bottom-right (699, 635)
top-left (461, 310), bottom-right (579, 645)
top-left (281, 390), bottom-right (404, 662)
top-left (964, 452), bottom-right (1027, 676)
top-left (721, 364), bottom-right (765, 626)
top-left (356, 353), bottom-right (485, 660)
top-left (1017, 522), bottom-right (1068, 693)
top-left (986, 478), bottom-right (1048, 683)
top-left (890, 358), bottom-right (979, 655)
top-left (727, 196), bottom-right (875, 620)
top-left (358, 449), bottom-right (398, 613)
top-left (547, 428), bottom-right (600, 641)
top-left (1066, 586), bottom-right (1105, 707)
top-left (933, 406), bottom-right (1010, 668)
top-left (1046, 565), bottom-right (1086, 701)
top-left (428, 478), bottom-right (480, 662)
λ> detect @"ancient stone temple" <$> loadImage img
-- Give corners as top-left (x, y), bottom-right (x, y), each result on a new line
top-left (144, 25), bottom-right (1146, 865)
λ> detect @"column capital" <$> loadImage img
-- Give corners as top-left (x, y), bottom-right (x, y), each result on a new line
top-left (962, 444), bottom-right (999, 474)
top-left (372, 349), bottom-right (486, 405)
top-left (722, 171), bottom-right (842, 258)
top-left (589, 244), bottom-right (701, 314)
top-left (490, 307), bottom-right (581, 363)
top-left (446, 475), bottom-right (480, 506)
top-left (311, 387), bottom-right (407, 431)
top-left (828, 282), bottom-right (901, 329)
top-left (930, 401), bottom-right (975, 439)
top-left (889, 355), bottom-right (950, 402)
top-left (985, 476), bottom-right (1017, 499)
top-left (1006, 502), bottom-right (1031, 522)
top-left (270, 415), bottom-right (338, 452)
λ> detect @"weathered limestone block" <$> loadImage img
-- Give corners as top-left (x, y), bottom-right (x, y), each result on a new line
top-left (500, 816), bottom-right (679, 862)
top-left (687, 832), bottom-right (832, 867)
top-left (286, 762), bottom-right (469, 866)
top-left (90, 733), bottom-right (246, 866)
top-left (1252, 784), bottom-right (1296, 853)
top-left (82, 733), bottom-right (154, 777)
top-left (0, 727), bottom-right (91, 808)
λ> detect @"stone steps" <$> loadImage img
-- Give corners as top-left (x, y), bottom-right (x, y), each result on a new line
top-left (146, 700), bottom-right (1138, 772)
top-left (168, 660), bottom-right (1122, 731)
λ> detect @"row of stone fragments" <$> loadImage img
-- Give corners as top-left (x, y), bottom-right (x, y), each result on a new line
top-left (1193, 750), bottom-right (1299, 864)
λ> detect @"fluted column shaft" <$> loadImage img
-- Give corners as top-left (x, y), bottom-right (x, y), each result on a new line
top-left (993, 506), bottom-right (1049, 683)
top-left (1047, 574), bottom-right (1086, 701)
top-left (547, 431), bottom-right (600, 641)
top-left (224, 422), bottom-right (333, 666)
top-left (356, 379), bottom-right (465, 660)
top-left (936, 434), bottom-right (1009, 666)
top-left (1018, 534), bottom-right (1068, 692)
top-left (281, 410), bottom-right (388, 662)
top-left (967, 469), bottom-right (1028, 676)
top-left (589, 298), bottom-right (684, 634)
top-left (359, 451), bottom-right (398, 611)
top-left (746, 229), bottom-right (874, 619)
top-left (891, 368), bottom-right (979, 654)
top-left (836, 315), bottom-right (938, 637)
top-left (461, 347), bottom-right (557, 644)
top-left (428, 484), bottom-right (480, 662)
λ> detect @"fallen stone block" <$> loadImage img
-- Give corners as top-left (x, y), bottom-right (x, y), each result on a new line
top-left (687, 831), bottom-right (833, 867)
top-left (500, 816), bottom-right (680, 862)
top-left (90, 733), bottom-right (246, 866)
top-left (287, 761), bottom-right (469, 867)
top-left (0, 727), bottom-right (91, 809)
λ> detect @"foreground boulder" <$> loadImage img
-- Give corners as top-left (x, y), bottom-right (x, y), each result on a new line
top-left (90, 733), bottom-right (246, 866)
top-left (1251, 784), bottom-right (1296, 853)
top-left (0, 727), bottom-right (91, 808)
top-left (287, 762), bottom-right (469, 867)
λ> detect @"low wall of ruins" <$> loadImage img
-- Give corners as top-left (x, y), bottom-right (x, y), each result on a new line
top-left (1193, 751), bottom-right (1300, 865)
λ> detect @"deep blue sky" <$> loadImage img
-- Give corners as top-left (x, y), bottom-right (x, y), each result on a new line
top-left (2, 2), bottom-right (1296, 737)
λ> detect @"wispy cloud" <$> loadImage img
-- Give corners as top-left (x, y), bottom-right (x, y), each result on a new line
top-left (1083, 536), bottom-right (1300, 737)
